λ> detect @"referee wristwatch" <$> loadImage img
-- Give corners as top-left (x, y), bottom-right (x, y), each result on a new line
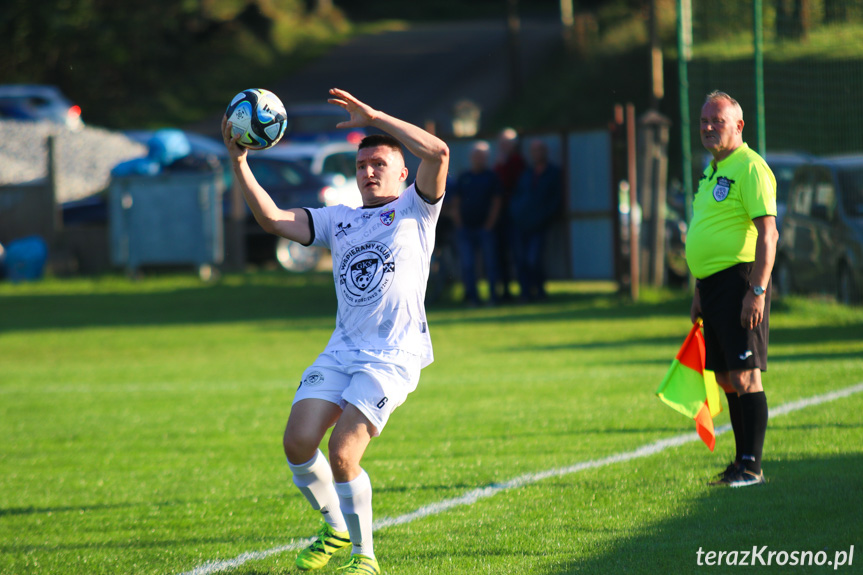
top-left (752, 285), bottom-right (766, 296)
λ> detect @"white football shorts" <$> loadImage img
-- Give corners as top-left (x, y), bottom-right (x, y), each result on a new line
top-left (294, 349), bottom-right (422, 435)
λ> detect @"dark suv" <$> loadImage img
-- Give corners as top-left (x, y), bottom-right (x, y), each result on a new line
top-left (775, 156), bottom-right (863, 304)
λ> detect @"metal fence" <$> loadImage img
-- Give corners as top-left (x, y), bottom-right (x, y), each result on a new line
top-left (677, 0), bottom-right (863, 303)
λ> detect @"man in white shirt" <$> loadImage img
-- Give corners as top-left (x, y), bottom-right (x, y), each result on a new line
top-left (222, 88), bottom-right (449, 575)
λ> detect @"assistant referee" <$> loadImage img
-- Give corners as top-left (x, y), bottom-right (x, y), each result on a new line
top-left (686, 91), bottom-right (779, 487)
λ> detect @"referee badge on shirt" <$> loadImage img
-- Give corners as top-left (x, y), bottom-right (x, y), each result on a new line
top-left (713, 176), bottom-right (734, 202)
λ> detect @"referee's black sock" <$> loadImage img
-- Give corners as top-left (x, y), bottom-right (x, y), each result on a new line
top-left (725, 391), bottom-right (745, 465)
top-left (739, 391), bottom-right (768, 474)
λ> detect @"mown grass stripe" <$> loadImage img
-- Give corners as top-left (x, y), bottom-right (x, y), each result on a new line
top-left (178, 381), bottom-right (863, 575)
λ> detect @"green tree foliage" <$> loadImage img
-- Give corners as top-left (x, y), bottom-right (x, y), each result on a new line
top-left (0, 0), bottom-right (349, 128)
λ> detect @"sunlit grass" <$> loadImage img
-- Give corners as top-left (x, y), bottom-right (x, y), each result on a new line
top-left (1, 275), bottom-right (861, 574)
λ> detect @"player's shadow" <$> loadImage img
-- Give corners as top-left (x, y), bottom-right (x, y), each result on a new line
top-left (0, 496), bottom-right (218, 519)
top-left (428, 292), bottom-right (689, 325)
top-left (493, 322), bottom-right (862, 365)
top-left (770, 323), bottom-right (863, 347)
top-left (0, 272), bottom-right (338, 333)
top-left (0, 502), bottom-right (136, 518)
top-left (486, 305), bottom-right (862, 364)
top-left (543, 454), bottom-right (863, 575)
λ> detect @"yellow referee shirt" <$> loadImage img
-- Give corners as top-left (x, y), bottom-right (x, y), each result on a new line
top-left (685, 143), bottom-right (777, 279)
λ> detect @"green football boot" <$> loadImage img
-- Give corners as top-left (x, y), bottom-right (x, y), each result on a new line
top-left (336, 554), bottom-right (381, 574)
top-left (295, 521), bottom-right (352, 570)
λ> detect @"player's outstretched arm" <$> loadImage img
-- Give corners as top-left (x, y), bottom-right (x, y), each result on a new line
top-left (328, 88), bottom-right (449, 203)
top-left (222, 116), bottom-right (311, 244)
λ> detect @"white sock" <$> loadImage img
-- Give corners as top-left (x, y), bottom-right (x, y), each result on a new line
top-left (288, 450), bottom-right (347, 532)
top-left (334, 469), bottom-right (374, 558)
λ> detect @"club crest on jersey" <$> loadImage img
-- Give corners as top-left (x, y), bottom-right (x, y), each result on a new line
top-left (351, 258), bottom-right (378, 289)
top-left (302, 371), bottom-right (325, 387)
top-left (380, 209), bottom-right (396, 226)
top-left (338, 241), bottom-right (396, 306)
top-left (713, 176), bottom-right (734, 202)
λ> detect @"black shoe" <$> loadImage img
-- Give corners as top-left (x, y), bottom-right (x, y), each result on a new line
top-left (727, 468), bottom-right (766, 488)
top-left (707, 462), bottom-right (741, 486)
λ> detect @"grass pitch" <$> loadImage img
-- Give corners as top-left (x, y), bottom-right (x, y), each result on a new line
top-left (1, 274), bottom-right (861, 575)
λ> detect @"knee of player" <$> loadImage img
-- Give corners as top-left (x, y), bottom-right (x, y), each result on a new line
top-left (283, 430), bottom-right (319, 464)
top-left (326, 441), bottom-right (358, 477)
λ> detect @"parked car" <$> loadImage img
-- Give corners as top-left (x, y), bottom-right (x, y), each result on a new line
top-left (765, 152), bottom-right (813, 231)
top-left (775, 156), bottom-right (863, 304)
top-left (242, 154), bottom-right (333, 271)
top-left (618, 191), bottom-right (689, 286)
top-left (125, 130), bottom-right (335, 271)
top-left (0, 85), bottom-right (83, 130)
top-left (259, 141), bottom-right (362, 207)
top-left (62, 129), bottom-right (336, 272)
top-left (283, 103), bottom-right (367, 144)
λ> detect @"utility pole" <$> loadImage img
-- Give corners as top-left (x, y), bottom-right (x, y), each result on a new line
top-left (754, 0), bottom-right (766, 156)
top-left (677, 0), bottom-right (693, 225)
top-left (560, 0), bottom-right (574, 48)
top-left (314, 0), bottom-right (333, 13)
top-left (627, 103), bottom-right (639, 302)
top-left (506, 0), bottom-right (522, 101)
top-left (649, 0), bottom-right (664, 110)
top-left (677, 0), bottom-right (695, 293)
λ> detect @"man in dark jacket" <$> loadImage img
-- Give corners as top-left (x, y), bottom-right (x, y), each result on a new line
top-left (452, 141), bottom-right (503, 306)
top-left (510, 139), bottom-right (562, 301)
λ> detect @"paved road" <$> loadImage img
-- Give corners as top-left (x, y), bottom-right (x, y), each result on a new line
top-left (197, 18), bottom-right (563, 138)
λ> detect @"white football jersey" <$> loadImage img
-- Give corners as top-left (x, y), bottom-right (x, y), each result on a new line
top-left (307, 184), bottom-right (442, 367)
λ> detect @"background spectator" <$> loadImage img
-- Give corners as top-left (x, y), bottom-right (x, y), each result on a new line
top-left (509, 139), bottom-right (563, 302)
top-left (452, 141), bottom-right (503, 307)
top-left (493, 128), bottom-right (526, 302)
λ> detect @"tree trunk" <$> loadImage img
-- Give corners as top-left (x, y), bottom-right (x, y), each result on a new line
top-left (775, 0), bottom-right (810, 40)
top-left (824, 0), bottom-right (847, 23)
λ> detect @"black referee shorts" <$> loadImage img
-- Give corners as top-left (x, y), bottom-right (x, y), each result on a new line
top-left (698, 262), bottom-right (770, 373)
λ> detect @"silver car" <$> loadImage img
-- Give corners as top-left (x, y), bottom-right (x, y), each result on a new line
top-left (0, 84), bottom-right (84, 130)
top-left (257, 141), bottom-right (362, 208)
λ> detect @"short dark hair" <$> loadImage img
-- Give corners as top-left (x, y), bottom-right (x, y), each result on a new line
top-left (358, 134), bottom-right (404, 160)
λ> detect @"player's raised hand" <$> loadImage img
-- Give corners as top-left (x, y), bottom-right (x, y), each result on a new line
top-left (221, 116), bottom-right (248, 161)
top-left (328, 88), bottom-right (379, 128)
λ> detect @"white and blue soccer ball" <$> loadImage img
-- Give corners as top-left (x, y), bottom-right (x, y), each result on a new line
top-left (225, 88), bottom-right (288, 150)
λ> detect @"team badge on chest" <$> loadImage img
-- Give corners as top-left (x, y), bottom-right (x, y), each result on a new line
top-left (380, 209), bottom-right (396, 226)
top-left (338, 241), bottom-right (396, 306)
top-left (713, 176), bottom-right (734, 202)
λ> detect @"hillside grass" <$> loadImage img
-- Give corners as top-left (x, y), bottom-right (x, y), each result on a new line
top-left (491, 14), bottom-right (863, 159)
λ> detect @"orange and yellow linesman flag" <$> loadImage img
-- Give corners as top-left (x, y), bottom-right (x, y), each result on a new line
top-left (656, 321), bottom-right (722, 450)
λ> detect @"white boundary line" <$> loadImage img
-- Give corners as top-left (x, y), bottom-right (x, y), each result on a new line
top-left (179, 381), bottom-right (863, 575)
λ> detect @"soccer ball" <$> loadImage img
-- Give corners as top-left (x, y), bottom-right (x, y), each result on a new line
top-left (225, 88), bottom-right (288, 150)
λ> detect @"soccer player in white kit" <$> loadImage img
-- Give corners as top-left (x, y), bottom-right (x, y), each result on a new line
top-left (222, 88), bottom-right (449, 575)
